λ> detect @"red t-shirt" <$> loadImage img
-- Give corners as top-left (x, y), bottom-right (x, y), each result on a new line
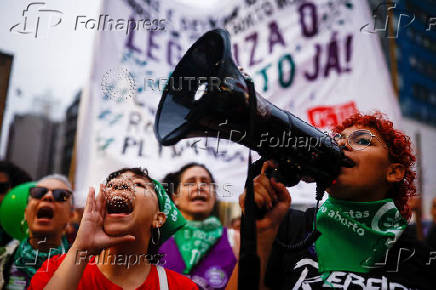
top-left (29, 254), bottom-right (198, 289)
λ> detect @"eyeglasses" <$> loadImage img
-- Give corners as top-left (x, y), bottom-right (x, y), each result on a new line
top-left (29, 187), bottom-right (72, 202)
top-left (333, 129), bottom-right (385, 151)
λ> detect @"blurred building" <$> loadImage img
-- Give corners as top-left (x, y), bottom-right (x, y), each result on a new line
top-left (368, 0), bottom-right (436, 125)
top-left (356, 1), bottom-right (436, 219)
top-left (0, 52), bottom-right (13, 141)
top-left (62, 90), bottom-right (81, 176)
top-left (396, 0), bottom-right (436, 125)
top-left (4, 89), bottom-right (81, 181)
top-left (53, 122), bottom-right (66, 174)
top-left (6, 114), bottom-right (63, 179)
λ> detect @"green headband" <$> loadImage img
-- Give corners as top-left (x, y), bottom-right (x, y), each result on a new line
top-left (151, 179), bottom-right (186, 244)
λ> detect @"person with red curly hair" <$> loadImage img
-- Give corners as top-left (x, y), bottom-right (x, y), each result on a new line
top-left (332, 112), bottom-right (416, 221)
top-left (230, 112), bottom-right (435, 290)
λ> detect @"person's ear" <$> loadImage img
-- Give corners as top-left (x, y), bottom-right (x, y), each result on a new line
top-left (173, 193), bottom-right (180, 207)
top-left (152, 212), bottom-right (167, 228)
top-left (386, 163), bottom-right (405, 183)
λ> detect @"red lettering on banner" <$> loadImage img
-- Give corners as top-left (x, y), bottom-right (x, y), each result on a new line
top-left (307, 101), bottom-right (358, 128)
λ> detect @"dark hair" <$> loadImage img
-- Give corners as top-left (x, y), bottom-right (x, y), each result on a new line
top-left (333, 112), bottom-right (416, 220)
top-left (0, 161), bottom-right (32, 188)
top-left (161, 162), bottom-right (216, 199)
top-left (106, 167), bottom-right (151, 184)
top-left (162, 163), bottom-right (219, 219)
top-left (105, 167), bottom-right (160, 262)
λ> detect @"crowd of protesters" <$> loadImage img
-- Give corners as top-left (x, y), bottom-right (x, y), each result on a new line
top-left (0, 112), bottom-right (435, 289)
top-left (0, 161), bottom-right (241, 289)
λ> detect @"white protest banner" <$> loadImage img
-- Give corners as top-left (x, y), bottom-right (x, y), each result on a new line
top-left (75, 0), bottom-right (400, 205)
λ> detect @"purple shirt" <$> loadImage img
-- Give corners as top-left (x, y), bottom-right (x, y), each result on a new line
top-left (159, 228), bottom-right (237, 290)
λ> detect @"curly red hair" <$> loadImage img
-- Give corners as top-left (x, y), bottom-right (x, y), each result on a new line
top-left (332, 112), bottom-right (416, 220)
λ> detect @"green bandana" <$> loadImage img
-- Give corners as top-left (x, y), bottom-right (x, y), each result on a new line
top-left (13, 236), bottom-right (69, 278)
top-left (315, 197), bottom-right (407, 273)
top-left (174, 216), bottom-right (223, 274)
top-left (151, 179), bottom-right (186, 245)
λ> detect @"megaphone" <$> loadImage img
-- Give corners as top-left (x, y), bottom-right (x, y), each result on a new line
top-left (155, 29), bottom-right (354, 188)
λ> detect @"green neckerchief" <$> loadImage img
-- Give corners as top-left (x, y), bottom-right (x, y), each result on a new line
top-left (13, 236), bottom-right (69, 278)
top-left (174, 216), bottom-right (223, 274)
top-left (151, 179), bottom-right (186, 245)
top-left (315, 197), bottom-right (407, 274)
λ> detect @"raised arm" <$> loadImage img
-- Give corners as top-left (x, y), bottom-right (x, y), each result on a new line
top-left (227, 161), bottom-right (291, 290)
top-left (42, 186), bottom-right (135, 290)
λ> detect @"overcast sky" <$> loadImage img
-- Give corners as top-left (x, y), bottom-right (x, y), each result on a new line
top-left (0, 0), bottom-right (101, 156)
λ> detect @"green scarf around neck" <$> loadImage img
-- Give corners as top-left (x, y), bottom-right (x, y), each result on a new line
top-left (174, 216), bottom-right (223, 274)
top-left (13, 236), bottom-right (69, 278)
top-left (315, 197), bottom-right (407, 273)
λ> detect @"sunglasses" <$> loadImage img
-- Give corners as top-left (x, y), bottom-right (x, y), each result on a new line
top-left (30, 187), bottom-right (72, 202)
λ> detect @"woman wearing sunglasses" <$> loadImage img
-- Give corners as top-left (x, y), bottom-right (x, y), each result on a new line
top-left (230, 112), bottom-right (434, 289)
top-left (4, 174), bottom-right (73, 289)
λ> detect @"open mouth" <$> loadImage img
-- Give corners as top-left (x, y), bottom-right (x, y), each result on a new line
top-left (106, 195), bottom-right (133, 214)
top-left (37, 207), bottom-right (54, 219)
top-left (105, 178), bottom-right (135, 215)
top-left (191, 195), bottom-right (208, 202)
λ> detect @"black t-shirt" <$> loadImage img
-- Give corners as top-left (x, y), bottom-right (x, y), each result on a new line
top-left (265, 208), bottom-right (436, 290)
top-left (426, 223), bottom-right (436, 250)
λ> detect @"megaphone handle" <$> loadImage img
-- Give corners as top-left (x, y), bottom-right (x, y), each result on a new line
top-left (244, 158), bottom-right (266, 187)
top-left (238, 76), bottom-right (261, 290)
